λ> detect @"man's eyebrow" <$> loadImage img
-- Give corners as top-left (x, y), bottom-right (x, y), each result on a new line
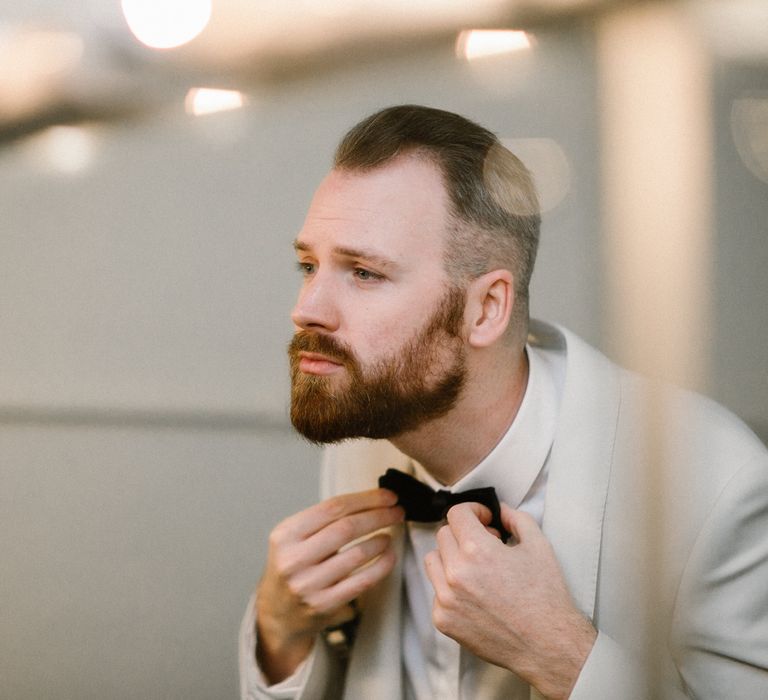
top-left (333, 246), bottom-right (398, 269)
top-left (292, 240), bottom-right (398, 269)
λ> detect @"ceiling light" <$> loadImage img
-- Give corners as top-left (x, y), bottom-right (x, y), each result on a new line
top-left (121, 0), bottom-right (212, 50)
top-left (185, 88), bottom-right (246, 116)
top-left (456, 30), bottom-right (532, 60)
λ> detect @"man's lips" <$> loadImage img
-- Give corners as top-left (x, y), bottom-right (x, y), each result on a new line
top-left (298, 351), bottom-right (345, 376)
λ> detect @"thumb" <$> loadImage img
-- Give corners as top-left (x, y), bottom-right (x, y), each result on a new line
top-left (460, 501), bottom-right (493, 526)
top-left (501, 503), bottom-right (542, 544)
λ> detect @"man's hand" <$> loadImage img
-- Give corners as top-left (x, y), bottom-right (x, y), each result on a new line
top-left (256, 488), bottom-right (404, 684)
top-left (424, 502), bottom-right (596, 700)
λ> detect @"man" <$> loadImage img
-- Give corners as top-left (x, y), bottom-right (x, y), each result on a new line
top-left (240, 105), bottom-right (768, 699)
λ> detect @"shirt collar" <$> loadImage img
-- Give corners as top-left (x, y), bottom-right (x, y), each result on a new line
top-left (411, 344), bottom-right (561, 509)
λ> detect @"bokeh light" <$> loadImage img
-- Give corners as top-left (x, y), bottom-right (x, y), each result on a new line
top-left (731, 95), bottom-right (768, 184)
top-left (121, 0), bottom-right (212, 50)
top-left (185, 88), bottom-right (246, 116)
top-left (23, 126), bottom-right (98, 174)
top-left (456, 30), bottom-right (531, 60)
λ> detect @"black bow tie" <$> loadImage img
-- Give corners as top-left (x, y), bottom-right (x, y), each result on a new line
top-left (379, 468), bottom-right (511, 543)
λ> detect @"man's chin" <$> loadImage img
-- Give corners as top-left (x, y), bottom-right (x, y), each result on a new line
top-left (290, 406), bottom-right (415, 444)
top-left (289, 399), bottom-right (396, 444)
top-left (289, 418), bottom-right (357, 445)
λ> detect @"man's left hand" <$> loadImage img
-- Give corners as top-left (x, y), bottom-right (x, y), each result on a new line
top-left (424, 502), bottom-right (597, 700)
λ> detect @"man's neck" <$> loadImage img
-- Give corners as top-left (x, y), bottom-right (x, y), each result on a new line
top-left (390, 347), bottom-right (529, 486)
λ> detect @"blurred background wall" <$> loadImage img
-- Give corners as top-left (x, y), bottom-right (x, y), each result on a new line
top-left (0, 1), bottom-right (766, 698)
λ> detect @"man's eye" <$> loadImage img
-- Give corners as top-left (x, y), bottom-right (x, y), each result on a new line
top-left (354, 268), bottom-right (383, 282)
top-left (296, 262), bottom-right (315, 276)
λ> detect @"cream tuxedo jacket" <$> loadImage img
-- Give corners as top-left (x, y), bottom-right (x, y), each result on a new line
top-left (258, 321), bottom-right (768, 700)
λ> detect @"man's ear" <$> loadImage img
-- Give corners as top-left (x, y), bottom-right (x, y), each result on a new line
top-left (464, 269), bottom-right (514, 348)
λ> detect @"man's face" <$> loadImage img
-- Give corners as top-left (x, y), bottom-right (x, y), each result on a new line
top-left (289, 155), bottom-right (468, 443)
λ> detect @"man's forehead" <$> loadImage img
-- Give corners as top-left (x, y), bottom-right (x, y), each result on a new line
top-left (298, 159), bottom-right (449, 247)
top-left (316, 157), bottom-right (448, 209)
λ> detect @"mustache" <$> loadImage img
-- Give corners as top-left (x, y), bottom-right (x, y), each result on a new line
top-left (288, 331), bottom-right (355, 366)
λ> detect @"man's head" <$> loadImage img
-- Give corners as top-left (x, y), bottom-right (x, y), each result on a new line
top-left (289, 105), bottom-right (540, 443)
top-left (334, 104), bottom-right (540, 330)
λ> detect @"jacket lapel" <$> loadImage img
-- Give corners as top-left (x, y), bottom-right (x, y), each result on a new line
top-left (539, 324), bottom-right (621, 622)
top-left (320, 439), bottom-right (412, 699)
top-left (343, 524), bottom-right (405, 699)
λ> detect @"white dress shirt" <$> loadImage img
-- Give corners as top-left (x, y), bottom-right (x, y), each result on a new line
top-left (401, 343), bottom-right (563, 700)
top-left (240, 342), bottom-right (565, 700)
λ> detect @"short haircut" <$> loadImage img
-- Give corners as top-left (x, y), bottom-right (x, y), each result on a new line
top-left (334, 104), bottom-right (540, 332)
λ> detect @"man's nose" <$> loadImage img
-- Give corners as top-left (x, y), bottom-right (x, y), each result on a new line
top-left (290, 276), bottom-right (340, 333)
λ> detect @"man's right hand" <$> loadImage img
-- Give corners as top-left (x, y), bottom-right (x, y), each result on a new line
top-left (255, 488), bottom-right (404, 684)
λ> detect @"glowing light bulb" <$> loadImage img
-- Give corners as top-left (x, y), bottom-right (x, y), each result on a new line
top-left (456, 30), bottom-right (532, 60)
top-left (185, 88), bottom-right (246, 116)
top-left (121, 0), bottom-right (212, 50)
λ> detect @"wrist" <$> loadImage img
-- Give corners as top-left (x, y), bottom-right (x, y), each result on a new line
top-left (256, 617), bottom-right (316, 685)
top-left (255, 601), bottom-right (317, 683)
top-left (532, 619), bottom-right (597, 700)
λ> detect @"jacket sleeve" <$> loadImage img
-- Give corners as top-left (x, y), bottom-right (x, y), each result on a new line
top-left (567, 632), bottom-right (690, 700)
top-left (238, 591), bottom-right (345, 700)
top-left (570, 456), bottom-right (768, 700)
top-left (670, 456), bottom-right (768, 699)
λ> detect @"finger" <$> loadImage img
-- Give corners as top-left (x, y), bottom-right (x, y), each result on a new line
top-left (322, 602), bottom-right (358, 630)
top-left (423, 549), bottom-right (448, 595)
top-left (445, 502), bottom-right (493, 544)
top-left (435, 522), bottom-right (459, 560)
top-left (500, 503), bottom-right (542, 544)
top-left (271, 506), bottom-right (401, 580)
top-left (278, 488), bottom-right (399, 541)
top-left (463, 501), bottom-right (494, 525)
top-left (298, 505), bottom-right (403, 563)
top-left (290, 534), bottom-right (392, 594)
top-left (307, 544), bottom-right (397, 614)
